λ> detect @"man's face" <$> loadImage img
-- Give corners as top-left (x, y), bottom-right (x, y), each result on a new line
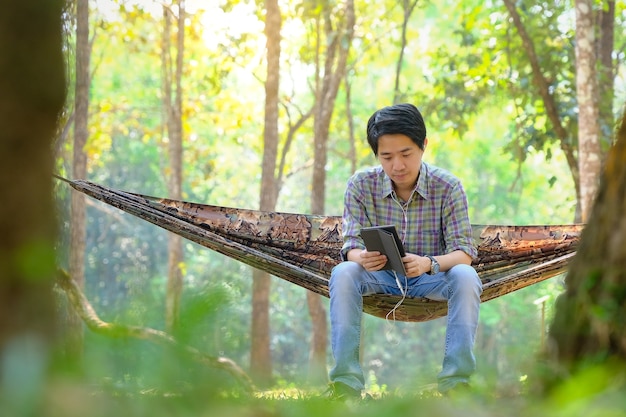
top-left (377, 133), bottom-right (426, 191)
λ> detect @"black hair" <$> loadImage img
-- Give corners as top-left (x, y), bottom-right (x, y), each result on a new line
top-left (366, 103), bottom-right (427, 155)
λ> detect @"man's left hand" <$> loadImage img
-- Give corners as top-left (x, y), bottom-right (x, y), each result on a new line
top-left (401, 254), bottom-right (432, 277)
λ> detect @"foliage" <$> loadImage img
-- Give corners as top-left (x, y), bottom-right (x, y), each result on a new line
top-left (26, 365), bottom-right (626, 417)
top-left (53, 0), bottom-right (626, 407)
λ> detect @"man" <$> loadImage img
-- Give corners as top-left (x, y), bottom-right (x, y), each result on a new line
top-left (328, 103), bottom-right (482, 399)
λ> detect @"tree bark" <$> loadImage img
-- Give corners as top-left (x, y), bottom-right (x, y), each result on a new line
top-left (0, 0), bottom-right (66, 410)
top-left (67, 0), bottom-right (90, 361)
top-left (575, 0), bottom-right (601, 223)
top-left (162, 0), bottom-right (185, 333)
top-left (249, 0), bottom-right (281, 387)
top-left (309, 0), bottom-right (355, 384)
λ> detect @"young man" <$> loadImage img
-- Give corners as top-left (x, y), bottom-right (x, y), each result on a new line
top-left (328, 103), bottom-right (482, 399)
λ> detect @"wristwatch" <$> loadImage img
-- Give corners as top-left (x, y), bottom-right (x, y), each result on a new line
top-left (426, 255), bottom-right (440, 275)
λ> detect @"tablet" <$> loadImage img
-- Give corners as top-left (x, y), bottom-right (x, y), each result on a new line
top-left (360, 225), bottom-right (406, 274)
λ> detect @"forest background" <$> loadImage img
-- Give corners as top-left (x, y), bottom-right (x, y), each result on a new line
top-left (53, 0), bottom-right (626, 399)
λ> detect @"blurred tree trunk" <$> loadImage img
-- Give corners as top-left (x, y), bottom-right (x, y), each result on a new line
top-left (250, 0), bottom-right (281, 387)
top-left (547, 108), bottom-right (626, 384)
top-left (67, 0), bottom-right (90, 361)
top-left (309, 0), bottom-right (355, 384)
top-left (162, 0), bottom-right (185, 333)
top-left (0, 0), bottom-right (66, 412)
top-left (575, 0), bottom-right (601, 223)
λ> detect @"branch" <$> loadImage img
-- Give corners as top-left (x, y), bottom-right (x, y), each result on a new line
top-left (56, 269), bottom-right (255, 393)
top-left (502, 0), bottom-right (580, 199)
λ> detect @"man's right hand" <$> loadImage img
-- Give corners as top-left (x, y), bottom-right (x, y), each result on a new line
top-left (348, 248), bottom-right (388, 271)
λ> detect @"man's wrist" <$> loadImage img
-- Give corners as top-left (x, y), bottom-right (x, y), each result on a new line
top-left (425, 255), bottom-right (440, 274)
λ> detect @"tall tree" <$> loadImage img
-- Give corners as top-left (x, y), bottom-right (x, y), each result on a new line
top-left (501, 0), bottom-right (620, 221)
top-left (309, 0), bottom-right (355, 384)
top-left (250, 0), bottom-right (281, 386)
top-left (162, 0), bottom-right (185, 333)
top-left (0, 0), bottom-right (66, 413)
top-left (575, 0), bottom-right (601, 222)
top-left (405, 1), bottom-right (622, 225)
top-left (67, 0), bottom-right (90, 358)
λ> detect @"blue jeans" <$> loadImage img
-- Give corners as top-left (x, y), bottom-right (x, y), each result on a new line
top-left (328, 261), bottom-right (482, 393)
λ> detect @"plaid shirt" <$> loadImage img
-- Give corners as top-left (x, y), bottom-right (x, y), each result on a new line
top-left (340, 162), bottom-right (477, 260)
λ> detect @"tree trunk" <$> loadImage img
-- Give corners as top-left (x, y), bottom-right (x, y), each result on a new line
top-left (575, 0), bottom-right (601, 222)
top-left (249, 0), bottom-right (281, 387)
top-left (309, 0), bottom-right (355, 385)
top-left (250, 270), bottom-right (272, 386)
top-left (547, 107), bottom-right (626, 383)
top-left (162, 0), bottom-right (185, 333)
top-left (0, 0), bottom-right (66, 412)
top-left (67, 0), bottom-right (90, 360)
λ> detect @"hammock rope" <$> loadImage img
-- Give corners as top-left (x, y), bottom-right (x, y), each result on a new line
top-left (58, 176), bottom-right (583, 322)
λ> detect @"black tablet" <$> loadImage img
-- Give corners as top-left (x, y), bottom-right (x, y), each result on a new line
top-left (360, 225), bottom-right (406, 274)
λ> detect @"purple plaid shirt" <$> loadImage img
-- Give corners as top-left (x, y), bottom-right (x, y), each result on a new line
top-left (340, 162), bottom-right (477, 261)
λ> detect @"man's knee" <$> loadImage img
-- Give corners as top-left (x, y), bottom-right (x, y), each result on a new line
top-left (329, 261), bottom-right (364, 293)
top-left (448, 264), bottom-right (482, 295)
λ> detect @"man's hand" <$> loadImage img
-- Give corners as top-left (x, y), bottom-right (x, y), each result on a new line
top-left (346, 248), bottom-right (388, 271)
top-left (358, 250), bottom-right (388, 271)
top-left (402, 253), bottom-right (432, 277)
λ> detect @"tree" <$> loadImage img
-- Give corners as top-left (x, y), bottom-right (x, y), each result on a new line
top-left (546, 106), bottom-right (626, 389)
top-left (162, 0), bottom-right (186, 333)
top-left (250, 0), bottom-right (282, 386)
top-left (67, 0), bottom-right (90, 358)
top-left (308, 0), bottom-right (355, 384)
top-left (501, 0), bottom-right (581, 219)
top-left (408, 1), bottom-right (621, 223)
top-left (502, 0), bottom-right (619, 222)
top-left (575, 0), bottom-right (601, 222)
top-left (0, 0), bottom-right (66, 413)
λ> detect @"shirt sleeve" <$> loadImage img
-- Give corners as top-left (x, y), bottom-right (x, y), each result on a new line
top-left (442, 181), bottom-right (477, 259)
top-left (339, 176), bottom-right (368, 260)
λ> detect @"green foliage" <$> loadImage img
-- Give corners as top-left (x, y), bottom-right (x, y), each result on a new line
top-left (54, 0), bottom-right (626, 409)
top-left (26, 365), bottom-right (626, 417)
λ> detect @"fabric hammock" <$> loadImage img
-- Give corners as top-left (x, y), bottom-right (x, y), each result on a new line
top-left (58, 177), bottom-right (583, 322)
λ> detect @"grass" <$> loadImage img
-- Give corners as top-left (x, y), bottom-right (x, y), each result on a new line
top-left (17, 370), bottom-right (623, 417)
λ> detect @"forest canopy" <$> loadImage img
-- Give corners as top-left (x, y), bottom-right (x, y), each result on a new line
top-left (31, 0), bottom-right (626, 414)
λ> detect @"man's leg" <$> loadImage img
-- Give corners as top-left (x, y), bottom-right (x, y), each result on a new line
top-left (328, 261), bottom-right (401, 392)
top-left (404, 264), bottom-right (481, 392)
top-left (436, 264), bottom-right (482, 392)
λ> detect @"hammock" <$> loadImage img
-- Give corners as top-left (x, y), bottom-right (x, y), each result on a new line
top-left (58, 177), bottom-right (583, 322)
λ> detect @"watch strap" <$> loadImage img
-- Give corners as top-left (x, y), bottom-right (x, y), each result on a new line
top-left (426, 255), bottom-right (439, 275)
